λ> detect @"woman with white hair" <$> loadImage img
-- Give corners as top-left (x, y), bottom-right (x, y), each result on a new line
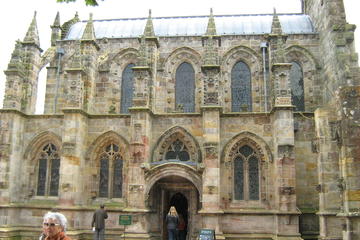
top-left (42, 211), bottom-right (71, 240)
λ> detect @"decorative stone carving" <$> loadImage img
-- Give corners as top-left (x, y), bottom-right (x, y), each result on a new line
top-left (62, 142), bottom-right (76, 156)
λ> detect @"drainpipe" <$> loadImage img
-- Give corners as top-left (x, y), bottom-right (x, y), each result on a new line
top-left (53, 47), bottom-right (64, 113)
top-left (260, 42), bottom-right (268, 112)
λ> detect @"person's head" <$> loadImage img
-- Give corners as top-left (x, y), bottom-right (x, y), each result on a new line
top-left (168, 206), bottom-right (178, 216)
top-left (100, 204), bottom-right (105, 209)
top-left (43, 212), bottom-right (68, 237)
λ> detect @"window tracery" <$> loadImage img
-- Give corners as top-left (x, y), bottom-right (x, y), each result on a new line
top-left (98, 143), bottom-right (123, 198)
top-left (164, 139), bottom-right (190, 162)
top-left (37, 143), bottom-right (60, 196)
top-left (233, 145), bottom-right (259, 200)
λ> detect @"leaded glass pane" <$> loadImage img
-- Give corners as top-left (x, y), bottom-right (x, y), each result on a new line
top-left (239, 145), bottom-right (253, 157)
top-left (49, 158), bottom-right (60, 196)
top-left (121, 63), bottom-right (135, 114)
top-left (290, 62), bottom-right (305, 111)
top-left (231, 62), bottom-right (252, 112)
top-left (248, 156), bottom-right (259, 200)
top-left (175, 62), bottom-right (195, 112)
top-left (234, 156), bottom-right (244, 200)
top-left (113, 154), bottom-right (123, 198)
top-left (165, 139), bottom-right (190, 161)
top-left (99, 155), bottom-right (109, 197)
top-left (37, 158), bottom-right (47, 196)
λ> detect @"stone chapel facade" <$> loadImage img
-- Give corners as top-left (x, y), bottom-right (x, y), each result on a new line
top-left (0, 0), bottom-right (360, 239)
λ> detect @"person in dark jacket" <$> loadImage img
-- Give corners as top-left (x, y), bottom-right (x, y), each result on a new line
top-left (165, 206), bottom-right (179, 240)
top-left (91, 204), bottom-right (108, 240)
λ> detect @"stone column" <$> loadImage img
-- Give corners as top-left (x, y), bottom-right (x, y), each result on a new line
top-left (271, 63), bottom-right (301, 239)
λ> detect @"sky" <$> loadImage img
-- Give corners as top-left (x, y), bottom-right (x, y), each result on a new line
top-left (0, 0), bottom-right (359, 114)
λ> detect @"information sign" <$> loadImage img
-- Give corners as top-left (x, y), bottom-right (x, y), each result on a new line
top-left (119, 215), bottom-right (132, 225)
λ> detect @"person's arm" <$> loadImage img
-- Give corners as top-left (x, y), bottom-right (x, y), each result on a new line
top-left (104, 210), bottom-right (108, 219)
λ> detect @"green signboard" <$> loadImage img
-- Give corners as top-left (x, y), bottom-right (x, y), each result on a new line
top-left (119, 215), bottom-right (132, 225)
top-left (199, 229), bottom-right (215, 240)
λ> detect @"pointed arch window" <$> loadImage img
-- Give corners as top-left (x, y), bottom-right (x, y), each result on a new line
top-left (37, 143), bottom-right (60, 196)
top-left (290, 62), bottom-right (305, 111)
top-left (164, 139), bottom-right (190, 162)
top-left (234, 145), bottom-right (259, 200)
top-left (99, 143), bottom-right (123, 198)
top-left (231, 61), bottom-right (252, 112)
top-left (121, 63), bottom-right (135, 114)
top-left (175, 62), bottom-right (195, 112)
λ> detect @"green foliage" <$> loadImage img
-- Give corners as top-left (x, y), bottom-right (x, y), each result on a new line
top-left (56, 0), bottom-right (102, 6)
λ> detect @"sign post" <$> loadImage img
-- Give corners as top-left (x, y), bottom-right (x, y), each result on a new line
top-left (119, 215), bottom-right (132, 240)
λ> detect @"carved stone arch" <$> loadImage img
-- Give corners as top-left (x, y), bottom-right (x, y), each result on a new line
top-left (108, 48), bottom-right (139, 71)
top-left (221, 46), bottom-right (263, 112)
top-left (222, 131), bottom-right (272, 163)
top-left (144, 163), bottom-right (202, 200)
top-left (86, 130), bottom-right (130, 165)
top-left (164, 47), bottom-right (202, 112)
top-left (285, 45), bottom-right (320, 70)
top-left (23, 131), bottom-right (62, 198)
top-left (151, 126), bottom-right (202, 163)
top-left (24, 131), bottom-right (62, 164)
top-left (164, 47), bottom-right (202, 73)
top-left (285, 45), bottom-right (320, 111)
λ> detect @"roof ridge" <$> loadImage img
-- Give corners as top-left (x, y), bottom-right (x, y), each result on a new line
top-left (79, 12), bottom-right (306, 23)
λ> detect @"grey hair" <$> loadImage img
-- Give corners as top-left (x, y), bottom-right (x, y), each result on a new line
top-left (43, 212), bottom-right (68, 232)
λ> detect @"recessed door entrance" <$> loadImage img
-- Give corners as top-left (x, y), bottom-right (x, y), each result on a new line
top-left (148, 175), bottom-right (200, 240)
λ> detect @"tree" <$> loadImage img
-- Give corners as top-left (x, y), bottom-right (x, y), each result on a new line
top-left (56, 0), bottom-right (102, 6)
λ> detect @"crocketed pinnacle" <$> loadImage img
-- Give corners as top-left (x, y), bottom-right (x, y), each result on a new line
top-left (143, 9), bottom-right (155, 37)
top-left (271, 8), bottom-right (283, 35)
top-left (82, 13), bottom-right (96, 40)
top-left (205, 8), bottom-right (217, 36)
top-left (23, 11), bottom-right (40, 47)
top-left (52, 12), bottom-right (61, 28)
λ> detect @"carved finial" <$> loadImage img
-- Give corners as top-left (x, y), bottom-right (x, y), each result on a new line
top-left (23, 11), bottom-right (40, 47)
top-left (271, 7), bottom-right (282, 35)
top-left (205, 8), bottom-right (217, 36)
top-left (81, 13), bottom-right (96, 40)
top-left (143, 9), bottom-right (155, 37)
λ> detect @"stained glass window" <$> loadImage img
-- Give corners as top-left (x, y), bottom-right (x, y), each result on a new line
top-left (36, 143), bottom-right (60, 196)
top-left (98, 143), bottom-right (123, 198)
top-left (290, 62), bottom-right (305, 111)
top-left (234, 156), bottom-right (244, 200)
top-left (231, 62), bottom-right (252, 112)
top-left (175, 62), bottom-right (195, 112)
top-left (233, 145), bottom-right (259, 200)
top-left (165, 139), bottom-right (190, 161)
top-left (121, 63), bottom-right (135, 114)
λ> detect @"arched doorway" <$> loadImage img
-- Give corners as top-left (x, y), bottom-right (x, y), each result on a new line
top-left (148, 175), bottom-right (200, 240)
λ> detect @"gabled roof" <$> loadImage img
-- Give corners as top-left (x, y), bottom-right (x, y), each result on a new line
top-left (65, 13), bottom-right (316, 40)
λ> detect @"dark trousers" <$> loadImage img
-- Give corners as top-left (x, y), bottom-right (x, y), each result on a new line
top-left (94, 228), bottom-right (105, 240)
top-left (168, 229), bottom-right (177, 240)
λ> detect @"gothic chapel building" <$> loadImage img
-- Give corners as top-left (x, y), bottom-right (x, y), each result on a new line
top-left (1, 0), bottom-right (360, 239)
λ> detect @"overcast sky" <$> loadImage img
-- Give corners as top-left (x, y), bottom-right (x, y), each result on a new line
top-left (0, 0), bottom-right (359, 113)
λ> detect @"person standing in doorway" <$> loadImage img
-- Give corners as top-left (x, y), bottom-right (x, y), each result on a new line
top-left (165, 206), bottom-right (179, 240)
top-left (91, 204), bottom-right (108, 240)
